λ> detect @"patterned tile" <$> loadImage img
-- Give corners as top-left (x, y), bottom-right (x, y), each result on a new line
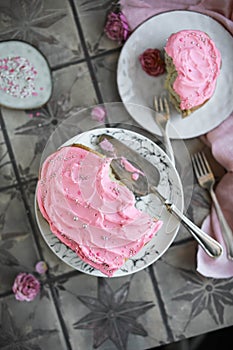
top-left (0, 187), bottom-right (40, 293)
top-left (55, 270), bottom-right (169, 350)
top-left (73, 0), bottom-right (121, 55)
top-left (1, 1), bottom-right (231, 349)
top-left (93, 52), bottom-right (121, 102)
top-left (1, 107), bottom-right (44, 181)
top-left (51, 62), bottom-right (98, 109)
top-left (171, 139), bottom-right (210, 243)
top-left (0, 125), bottom-right (16, 188)
top-left (0, 0), bottom-right (84, 68)
top-left (1, 62), bottom-right (97, 180)
top-left (23, 180), bottom-right (75, 277)
top-left (0, 290), bottom-right (67, 350)
top-left (152, 241), bottom-right (233, 342)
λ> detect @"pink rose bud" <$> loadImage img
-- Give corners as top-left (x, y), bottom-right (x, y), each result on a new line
top-left (35, 261), bottom-right (48, 274)
top-left (139, 48), bottom-right (165, 77)
top-left (91, 106), bottom-right (106, 122)
top-left (12, 272), bottom-right (40, 302)
top-left (104, 11), bottom-right (130, 43)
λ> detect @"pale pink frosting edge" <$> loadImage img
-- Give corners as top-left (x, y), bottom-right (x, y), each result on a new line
top-left (165, 29), bottom-right (221, 111)
top-left (37, 146), bottom-right (163, 277)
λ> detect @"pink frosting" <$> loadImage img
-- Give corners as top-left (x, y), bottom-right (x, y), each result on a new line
top-left (120, 157), bottom-right (145, 181)
top-left (121, 157), bottom-right (144, 175)
top-left (37, 146), bottom-right (162, 276)
top-left (165, 30), bottom-right (221, 111)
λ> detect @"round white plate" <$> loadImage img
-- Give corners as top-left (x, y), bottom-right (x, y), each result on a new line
top-left (117, 11), bottom-right (233, 139)
top-left (0, 40), bottom-right (52, 109)
top-left (35, 127), bottom-right (184, 277)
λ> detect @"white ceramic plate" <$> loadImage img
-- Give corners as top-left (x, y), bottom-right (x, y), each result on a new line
top-left (35, 127), bottom-right (184, 277)
top-left (0, 40), bottom-right (52, 109)
top-left (117, 11), bottom-right (233, 139)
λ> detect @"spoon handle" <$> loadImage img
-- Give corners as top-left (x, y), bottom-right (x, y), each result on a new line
top-left (151, 186), bottom-right (223, 258)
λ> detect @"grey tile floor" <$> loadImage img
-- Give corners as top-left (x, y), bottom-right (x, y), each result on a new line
top-left (0, 1), bottom-right (233, 350)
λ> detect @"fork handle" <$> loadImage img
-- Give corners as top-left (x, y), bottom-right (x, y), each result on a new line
top-left (210, 188), bottom-right (233, 260)
top-left (164, 124), bottom-right (175, 165)
top-left (164, 200), bottom-right (223, 258)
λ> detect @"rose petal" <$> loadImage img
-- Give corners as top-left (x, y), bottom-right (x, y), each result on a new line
top-left (35, 261), bottom-right (48, 274)
top-left (91, 106), bottom-right (106, 122)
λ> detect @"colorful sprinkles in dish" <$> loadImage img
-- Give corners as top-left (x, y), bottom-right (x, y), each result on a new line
top-left (0, 56), bottom-right (43, 98)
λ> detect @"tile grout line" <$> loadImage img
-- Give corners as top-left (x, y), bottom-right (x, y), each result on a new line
top-left (0, 110), bottom-right (73, 350)
top-left (148, 266), bottom-right (175, 343)
top-left (51, 46), bottom-right (121, 72)
top-left (68, 0), bottom-right (105, 105)
top-left (48, 282), bottom-right (73, 350)
top-left (0, 0), bottom-right (109, 343)
top-left (0, 110), bottom-right (46, 261)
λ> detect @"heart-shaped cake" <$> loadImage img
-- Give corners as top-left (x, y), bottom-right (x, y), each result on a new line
top-left (36, 144), bottom-right (163, 276)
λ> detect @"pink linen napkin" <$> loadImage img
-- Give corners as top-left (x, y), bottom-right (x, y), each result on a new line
top-left (120, 0), bottom-right (233, 277)
top-left (120, 0), bottom-right (233, 35)
top-left (196, 115), bottom-right (233, 278)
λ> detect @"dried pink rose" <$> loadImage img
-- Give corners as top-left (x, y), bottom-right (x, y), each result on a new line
top-left (104, 11), bottom-right (130, 43)
top-left (91, 106), bottom-right (106, 122)
top-left (139, 48), bottom-right (165, 77)
top-left (12, 272), bottom-right (40, 302)
top-left (35, 261), bottom-right (48, 274)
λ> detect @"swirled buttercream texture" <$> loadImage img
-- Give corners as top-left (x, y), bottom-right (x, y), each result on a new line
top-left (37, 146), bottom-right (162, 276)
top-left (165, 30), bottom-right (221, 111)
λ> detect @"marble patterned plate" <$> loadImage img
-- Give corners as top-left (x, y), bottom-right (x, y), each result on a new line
top-left (0, 40), bottom-right (52, 109)
top-left (117, 11), bottom-right (233, 139)
top-left (35, 127), bottom-right (184, 277)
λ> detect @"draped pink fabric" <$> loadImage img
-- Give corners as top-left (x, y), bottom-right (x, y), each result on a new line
top-left (120, 0), bottom-right (233, 35)
top-left (196, 116), bottom-right (233, 278)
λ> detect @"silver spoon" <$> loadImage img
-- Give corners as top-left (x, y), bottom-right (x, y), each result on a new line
top-left (110, 157), bottom-right (223, 259)
top-left (97, 134), bottom-right (222, 258)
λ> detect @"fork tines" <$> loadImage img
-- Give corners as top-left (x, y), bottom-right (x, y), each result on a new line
top-left (154, 96), bottom-right (170, 116)
top-left (192, 152), bottom-right (213, 178)
top-left (154, 96), bottom-right (159, 111)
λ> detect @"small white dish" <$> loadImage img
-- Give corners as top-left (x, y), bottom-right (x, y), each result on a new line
top-left (0, 40), bottom-right (52, 109)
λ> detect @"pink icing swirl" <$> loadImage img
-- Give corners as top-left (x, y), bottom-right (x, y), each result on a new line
top-left (37, 146), bottom-right (162, 276)
top-left (165, 30), bottom-right (221, 111)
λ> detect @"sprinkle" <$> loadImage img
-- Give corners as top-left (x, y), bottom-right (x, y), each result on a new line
top-left (0, 56), bottom-right (39, 98)
top-left (73, 216), bottom-right (79, 221)
top-left (129, 248), bottom-right (136, 257)
top-left (101, 236), bottom-right (109, 240)
top-left (80, 175), bottom-right (89, 181)
top-left (82, 223), bottom-right (88, 229)
top-left (113, 187), bottom-right (120, 194)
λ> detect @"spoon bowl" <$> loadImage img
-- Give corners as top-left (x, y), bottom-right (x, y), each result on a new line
top-left (110, 157), bottom-right (223, 259)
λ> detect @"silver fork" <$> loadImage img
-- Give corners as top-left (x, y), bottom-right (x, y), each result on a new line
top-left (192, 151), bottom-right (233, 260)
top-left (154, 96), bottom-right (175, 165)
